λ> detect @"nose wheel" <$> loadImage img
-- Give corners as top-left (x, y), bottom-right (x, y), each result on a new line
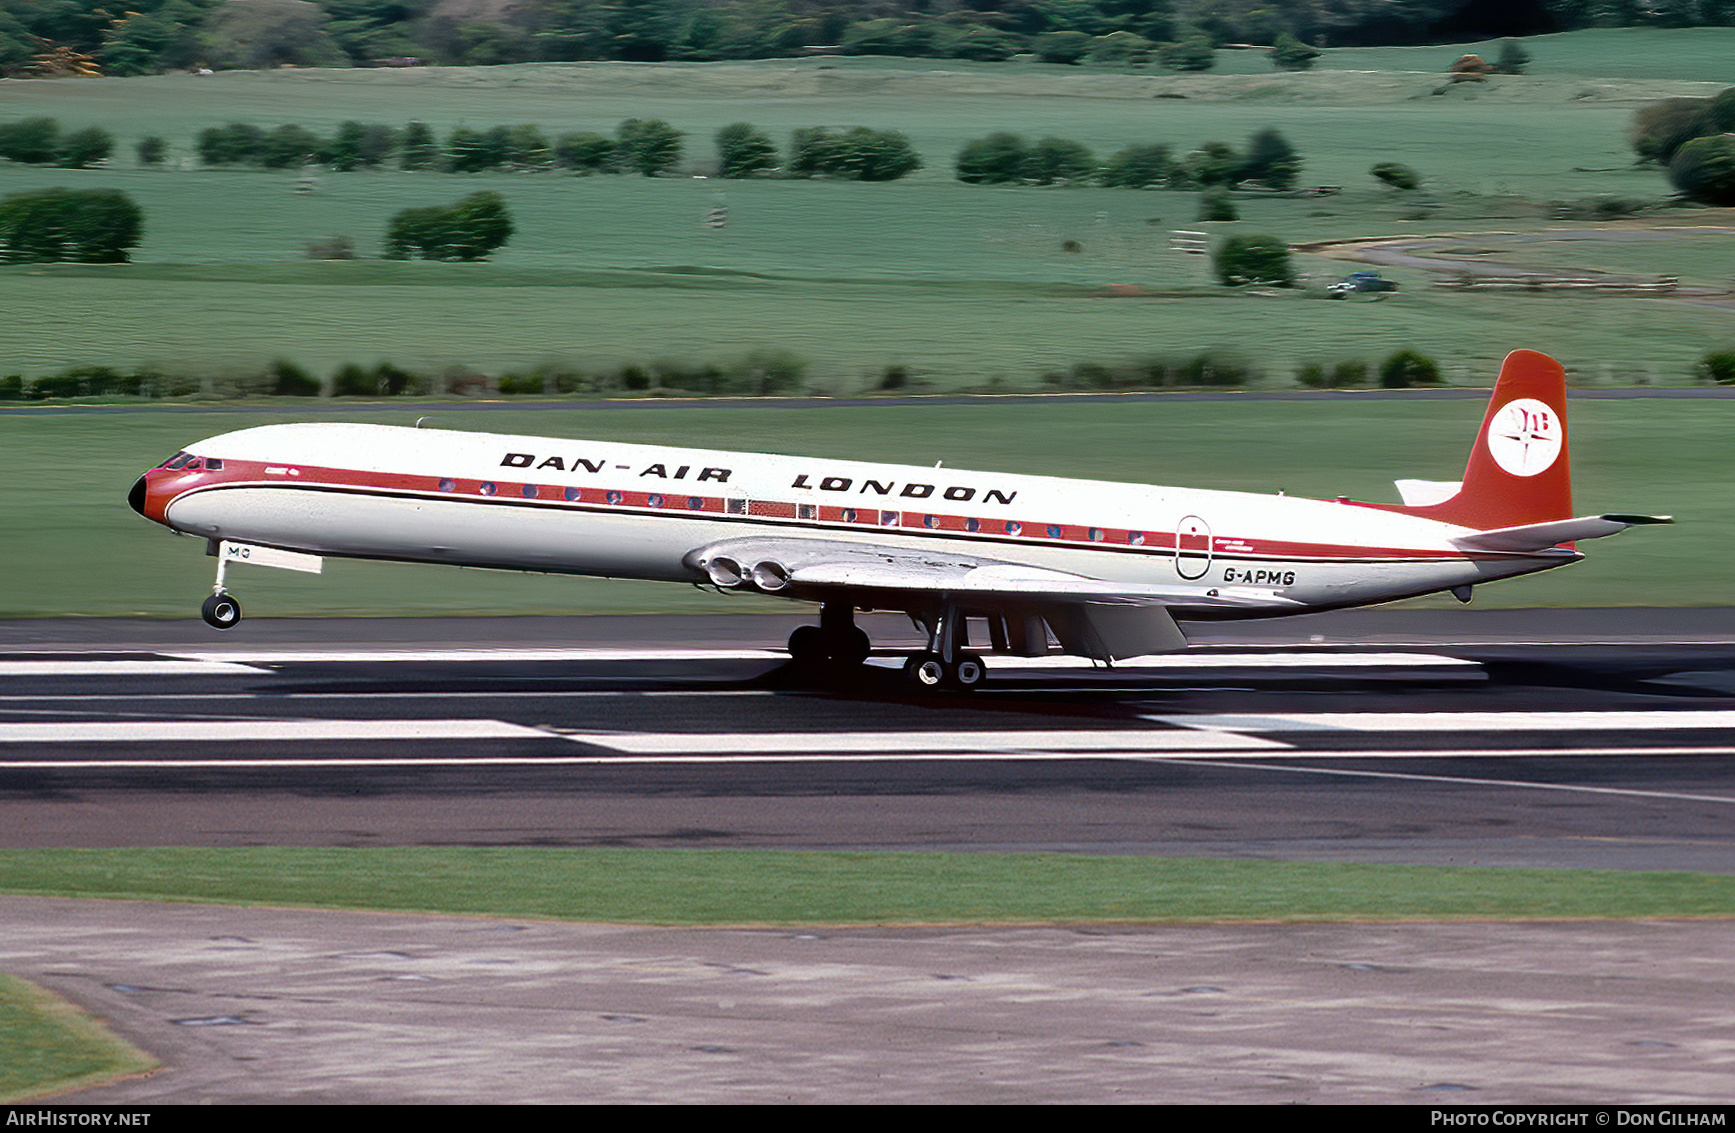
top-left (201, 591), bottom-right (243, 630)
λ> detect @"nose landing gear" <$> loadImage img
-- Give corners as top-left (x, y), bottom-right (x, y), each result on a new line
top-left (201, 591), bottom-right (242, 629)
top-left (201, 546), bottom-right (243, 629)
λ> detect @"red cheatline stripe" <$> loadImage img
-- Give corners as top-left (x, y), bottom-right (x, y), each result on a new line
top-left (164, 459), bottom-right (1489, 564)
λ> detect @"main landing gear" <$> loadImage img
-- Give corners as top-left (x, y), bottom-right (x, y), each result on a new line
top-left (903, 602), bottom-right (987, 690)
top-left (786, 601), bottom-right (871, 670)
top-left (784, 601), bottom-right (986, 691)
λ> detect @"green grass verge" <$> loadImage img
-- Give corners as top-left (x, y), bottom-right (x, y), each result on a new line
top-left (1, 394), bottom-right (1722, 618)
top-left (0, 30), bottom-right (1730, 388)
top-left (0, 972), bottom-right (157, 1103)
top-left (2, 847), bottom-right (1732, 925)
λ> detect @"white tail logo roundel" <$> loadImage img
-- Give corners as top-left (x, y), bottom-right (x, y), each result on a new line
top-left (1486, 398), bottom-right (1562, 477)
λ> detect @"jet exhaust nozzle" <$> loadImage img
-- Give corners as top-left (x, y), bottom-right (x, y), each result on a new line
top-left (750, 560), bottom-right (791, 592)
top-left (706, 556), bottom-right (744, 588)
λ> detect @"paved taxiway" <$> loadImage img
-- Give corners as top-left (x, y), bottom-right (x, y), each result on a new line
top-left (3, 608), bottom-right (1733, 1102)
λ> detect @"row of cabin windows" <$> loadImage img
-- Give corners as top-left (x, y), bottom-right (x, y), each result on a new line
top-left (433, 478), bottom-right (1147, 545)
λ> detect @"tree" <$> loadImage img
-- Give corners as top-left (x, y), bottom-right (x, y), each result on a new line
top-left (1086, 31), bottom-right (1153, 65)
top-left (203, 0), bottom-right (349, 70)
top-left (955, 132), bottom-right (1029, 184)
top-left (136, 136), bottom-right (168, 166)
top-left (383, 191), bottom-right (513, 261)
top-left (1033, 30), bottom-right (1092, 64)
top-left (1492, 40), bottom-right (1531, 75)
top-left (616, 118), bottom-right (683, 176)
top-left (1370, 161), bottom-right (1419, 190)
top-left (445, 126), bottom-right (502, 172)
top-left (56, 126), bottom-right (112, 169)
top-left (1668, 134), bottom-right (1735, 206)
top-left (1159, 32), bottom-right (1215, 72)
top-left (715, 122), bottom-right (778, 178)
top-left (0, 187), bottom-right (144, 263)
top-left (1699, 349), bottom-right (1735, 385)
top-left (788, 127), bottom-right (920, 181)
top-left (1196, 187), bottom-right (1236, 221)
top-left (1241, 128), bottom-right (1300, 189)
top-left (0, 118), bottom-right (62, 164)
top-left (841, 128), bottom-right (921, 182)
top-left (1629, 97), bottom-right (1711, 164)
top-left (554, 131), bottom-right (618, 173)
top-left (1099, 144), bottom-right (1174, 189)
top-left (1025, 137), bottom-right (1096, 184)
top-left (1182, 141), bottom-right (1241, 187)
top-left (199, 123), bottom-right (267, 166)
top-left (1213, 233), bottom-right (1292, 286)
top-left (1380, 349), bottom-right (1442, 388)
top-left (1269, 33), bottom-right (1319, 72)
top-left (260, 123), bottom-right (324, 169)
top-left (399, 122), bottom-right (439, 170)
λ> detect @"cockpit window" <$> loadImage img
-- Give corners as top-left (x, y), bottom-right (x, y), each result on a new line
top-left (159, 452), bottom-right (194, 470)
top-left (203, 457), bottom-right (223, 470)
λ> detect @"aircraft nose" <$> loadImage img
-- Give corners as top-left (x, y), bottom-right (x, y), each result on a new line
top-left (128, 474), bottom-right (149, 517)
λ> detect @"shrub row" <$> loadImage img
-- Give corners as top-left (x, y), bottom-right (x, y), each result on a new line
top-left (0, 118), bottom-right (113, 168)
top-left (956, 129), bottom-right (1301, 190)
top-left (0, 353), bottom-right (811, 401)
top-left (11, 348), bottom-right (1730, 402)
top-left (195, 118), bottom-right (689, 176)
top-left (1295, 351), bottom-right (1442, 389)
top-left (1040, 352), bottom-right (1259, 390)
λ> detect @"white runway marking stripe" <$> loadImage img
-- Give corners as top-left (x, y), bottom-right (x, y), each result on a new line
top-left (10, 747), bottom-right (1734, 775)
top-left (0, 719), bottom-right (551, 743)
top-left (1152, 710), bottom-right (1735, 733)
top-left (0, 660), bottom-right (264, 676)
top-left (167, 649), bottom-right (782, 664)
top-left (567, 730), bottom-right (1286, 754)
top-left (872, 651), bottom-right (1478, 670)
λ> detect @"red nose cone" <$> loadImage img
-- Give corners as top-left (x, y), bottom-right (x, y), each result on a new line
top-left (127, 468), bottom-right (172, 525)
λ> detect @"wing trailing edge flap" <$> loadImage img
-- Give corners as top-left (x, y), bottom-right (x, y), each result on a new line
top-left (1450, 513), bottom-right (1674, 553)
top-left (1040, 602), bottom-right (1189, 661)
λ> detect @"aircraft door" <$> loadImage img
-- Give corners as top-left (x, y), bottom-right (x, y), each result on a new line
top-left (1175, 515), bottom-right (1212, 580)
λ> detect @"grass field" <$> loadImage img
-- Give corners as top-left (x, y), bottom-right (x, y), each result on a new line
top-left (0, 30), bottom-right (1730, 388)
top-left (4, 847), bottom-right (1734, 924)
top-left (0, 972), bottom-right (156, 1103)
top-left (2, 394), bottom-right (1722, 618)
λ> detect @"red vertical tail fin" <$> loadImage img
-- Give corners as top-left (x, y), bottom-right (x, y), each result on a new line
top-left (1407, 350), bottom-right (1573, 531)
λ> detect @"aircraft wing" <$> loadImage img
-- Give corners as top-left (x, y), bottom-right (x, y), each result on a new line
top-left (684, 536), bottom-right (1299, 609)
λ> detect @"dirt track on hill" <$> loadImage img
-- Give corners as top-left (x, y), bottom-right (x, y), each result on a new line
top-left (1296, 224), bottom-right (1735, 310)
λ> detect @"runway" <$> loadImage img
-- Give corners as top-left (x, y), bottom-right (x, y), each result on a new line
top-left (4, 608), bottom-right (1734, 1103)
top-left (3, 608), bottom-right (1733, 871)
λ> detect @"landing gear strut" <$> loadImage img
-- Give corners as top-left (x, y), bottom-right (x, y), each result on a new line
top-left (786, 601), bottom-right (871, 670)
top-left (201, 544), bottom-right (242, 630)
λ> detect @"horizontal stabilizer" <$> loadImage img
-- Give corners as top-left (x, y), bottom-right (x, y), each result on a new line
top-left (1450, 513), bottom-right (1673, 553)
top-left (1394, 479), bottom-right (1461, 508)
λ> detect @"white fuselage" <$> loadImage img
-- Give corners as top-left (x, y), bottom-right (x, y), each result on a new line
top-left (140, 422), bottom-right (1573, 619)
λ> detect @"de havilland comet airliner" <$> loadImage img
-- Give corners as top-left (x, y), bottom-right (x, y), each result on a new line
top-left (128, 350), bottom-right (1668, 689)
